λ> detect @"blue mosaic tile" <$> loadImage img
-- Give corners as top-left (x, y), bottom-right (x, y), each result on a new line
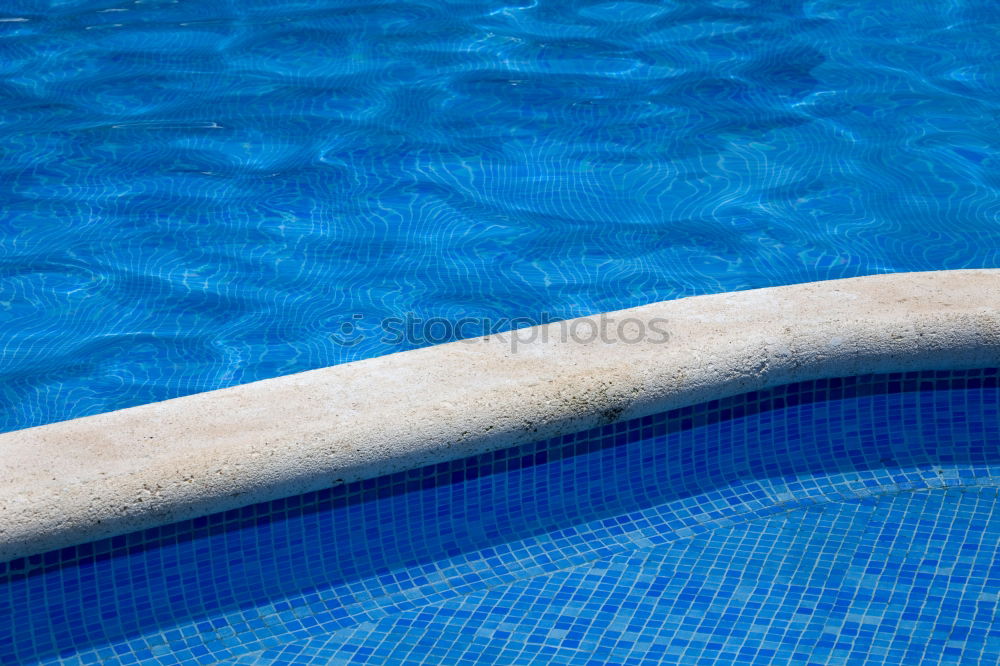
top-left (1, 368), bottom-right (999, 664)
top-left (252, 489), bottom-right (1000, 665)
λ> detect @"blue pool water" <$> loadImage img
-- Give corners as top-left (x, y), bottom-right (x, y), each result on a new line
top-left (1, 0), bottom-right (999, 431)
top-left (2, 369), bottom-right (999, 664)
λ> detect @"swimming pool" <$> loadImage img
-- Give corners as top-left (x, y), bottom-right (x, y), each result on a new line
top-left (1, 272), bottom-right (998, 664)
top-left (1, 0), bottom-right (999, 432)
top-left (2, 0), bottom-right (999, 662)
top-left (4, 368), bottom-right (999, 664)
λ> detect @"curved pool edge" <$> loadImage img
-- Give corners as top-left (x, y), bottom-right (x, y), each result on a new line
top-left (2, 269), bottom-right (999, 563)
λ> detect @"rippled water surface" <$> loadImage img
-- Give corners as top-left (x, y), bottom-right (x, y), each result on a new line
top-left (1, 0), bottom-right (998, 431)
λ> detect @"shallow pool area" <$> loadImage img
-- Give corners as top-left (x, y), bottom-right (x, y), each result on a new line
top-left (3, 368), bottom-right (999, 664)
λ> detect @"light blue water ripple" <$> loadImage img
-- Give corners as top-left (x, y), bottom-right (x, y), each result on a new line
top-left (0, 0), bottom-right (998, 432)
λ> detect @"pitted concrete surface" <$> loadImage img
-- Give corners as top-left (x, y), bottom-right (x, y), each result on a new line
top-left (1, 270), bottom-right (998, 562)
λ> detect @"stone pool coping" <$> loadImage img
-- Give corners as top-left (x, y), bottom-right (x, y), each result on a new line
top-left (1, 269), bottom-right (999, 563)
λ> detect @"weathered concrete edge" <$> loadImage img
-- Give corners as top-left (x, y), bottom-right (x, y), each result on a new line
top-left (1, 269), bottom-right (998, 563)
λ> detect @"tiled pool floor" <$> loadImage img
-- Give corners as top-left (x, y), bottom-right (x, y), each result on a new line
top-left (4, 371), bottom-right (999, 664)
top-left (242, 488), bottom-right (1000, 665)
top-left (31, 482), bottom-right (1000, 665)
